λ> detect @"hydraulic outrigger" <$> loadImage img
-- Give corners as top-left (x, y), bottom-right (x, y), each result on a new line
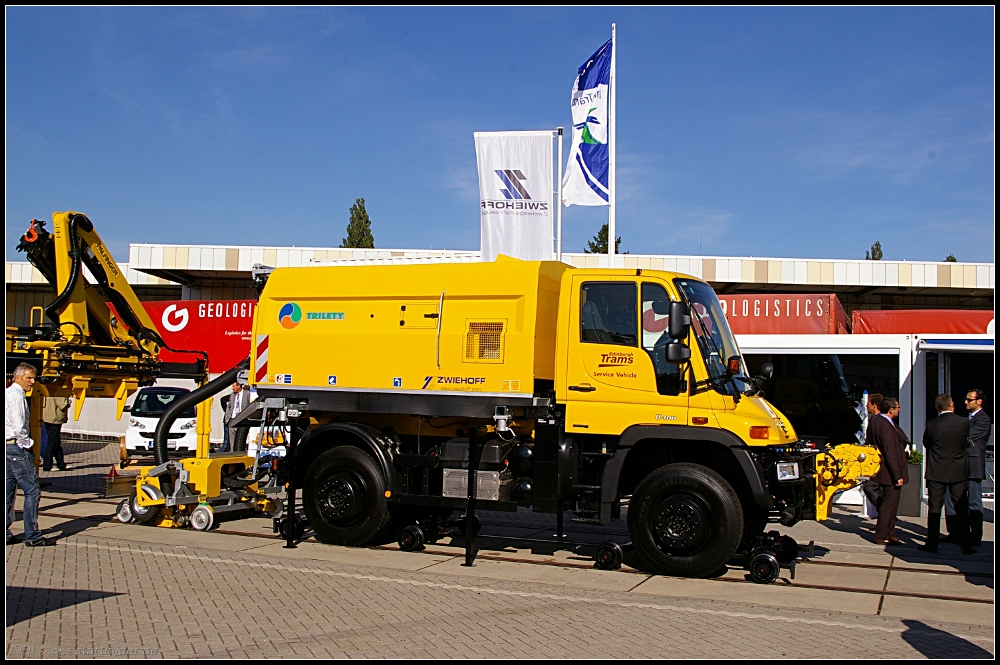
top-left (7, 212), bottom-right (281, 531)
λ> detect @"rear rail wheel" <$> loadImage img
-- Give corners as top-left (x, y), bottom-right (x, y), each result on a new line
top-left (627, 463), bottom-right (743, 578)
top-left (302, 447), bottom-right (390, 546)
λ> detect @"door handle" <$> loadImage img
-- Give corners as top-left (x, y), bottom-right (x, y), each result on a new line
top-left (568, 385), bottom-right (597, 392)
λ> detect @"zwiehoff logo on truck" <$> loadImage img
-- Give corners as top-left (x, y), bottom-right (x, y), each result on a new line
top-left (422, 376), bottom-right (488, 391)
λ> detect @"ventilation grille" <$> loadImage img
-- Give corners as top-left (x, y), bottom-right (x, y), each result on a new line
top-left (465, 321), bottom-right (505, 362)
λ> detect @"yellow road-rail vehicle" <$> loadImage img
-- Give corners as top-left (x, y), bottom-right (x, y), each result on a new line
top-left (237, 257), bottom-right (879, 582)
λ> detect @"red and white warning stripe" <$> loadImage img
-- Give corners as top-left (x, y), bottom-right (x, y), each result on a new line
top-left (255, 334), bottom-right (269, 383)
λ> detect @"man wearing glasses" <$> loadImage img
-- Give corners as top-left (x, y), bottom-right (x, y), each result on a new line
top-left (965, 389), bottom-right (991, 546)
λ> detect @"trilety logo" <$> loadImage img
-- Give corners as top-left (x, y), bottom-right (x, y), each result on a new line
top-left (161, 304), bottom-right (189, 333)
top-left (279, 303), bottom-right (302, 329)
top-left (495, 170), bottom-right (531, 200)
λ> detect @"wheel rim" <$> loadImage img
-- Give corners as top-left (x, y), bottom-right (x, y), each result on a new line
top-left (650, 492), bottom-right (712, 554)
top-left (132, 496), bottom-right (148, 516)
top-left (192, 508), bottom-right (210, 530)
top-left (317, 472), bottom-right (367, 524)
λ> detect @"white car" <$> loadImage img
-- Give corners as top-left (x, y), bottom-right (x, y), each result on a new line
top-left (124, 387), bottom-right (199, 459)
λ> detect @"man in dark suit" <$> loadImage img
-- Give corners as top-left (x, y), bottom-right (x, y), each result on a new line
top-left (860, 393), bottom-right (885, 509)
top-left (870, 396), bottom-right (908, 544)
top-left (965, 388), bottom-right (991, 546)
top-left (918, 394), bottom-right (973, 554)
top-left (222, 381), bottom-right (252, 453)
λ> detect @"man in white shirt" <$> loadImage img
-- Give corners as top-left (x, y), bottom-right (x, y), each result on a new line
top-left (6, 363), bottom-right (55, 546)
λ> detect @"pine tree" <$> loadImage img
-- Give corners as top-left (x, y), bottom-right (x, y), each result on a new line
top-left (341, 198), bottom-right (375, 248)
top-left (865, 241), bottom-right (883, 261)
top-left (584, 223), bottom-right (624, 254)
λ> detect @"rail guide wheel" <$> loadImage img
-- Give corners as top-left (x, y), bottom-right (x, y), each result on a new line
top-left (398, 525), bottom-right (426, 552)
top-left (278, 516), bottom-right (306, 542)
top-left (115, 499), bottom-right (134, 523)
top-left (748, 551), bottom-right (781, 584)
top-left (594, 540), bottom-right (624, 570)
top-left (191, 505), bottom-right (215, 532)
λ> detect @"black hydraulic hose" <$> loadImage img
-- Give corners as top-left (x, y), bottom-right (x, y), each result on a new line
top-left (44, 214), bottom-right (86, 325)
top-left (152, 356), bottom-right (250, 466)
top-left (233, 425), bottom-right (249, 454)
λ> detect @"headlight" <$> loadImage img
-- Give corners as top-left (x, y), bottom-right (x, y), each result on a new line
top-left (129, 418), bottom-right (146, 429)
top-left (180, 419), bottom-right (198, 430)
top-left (776, 461), bottom-right (800, 481)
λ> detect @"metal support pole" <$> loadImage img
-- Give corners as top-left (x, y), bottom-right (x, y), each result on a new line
top-left (556, 127), bottom-right (564, 263)
top-left (607, 23), bottom-right (617, 267)
top-left (556, 500), bottom-right (564, 539)
top-left (284, 418), bottom-right (297, 549)
top-left (463, 428), bottom-right (483, 567)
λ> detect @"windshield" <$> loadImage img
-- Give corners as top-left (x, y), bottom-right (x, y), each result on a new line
top-left (131, 391), bottom-right (195, 418)
top-left (674, 279), bottom-right (749, 396)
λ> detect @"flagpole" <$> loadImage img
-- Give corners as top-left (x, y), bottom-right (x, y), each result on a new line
top-left (556, 126), bottom-right (564, 262)
top-left (607, 22), bottom-right (616, 266)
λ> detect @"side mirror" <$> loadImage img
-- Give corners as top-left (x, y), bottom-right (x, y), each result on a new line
top-left (668, 301), bottom-right (691, 340)
top-left (760, 362), bottom-right (774, 380)
top-left (664, 342), bottom-right (691, 364)
top-left (123, 405), bottom-right (131, 413)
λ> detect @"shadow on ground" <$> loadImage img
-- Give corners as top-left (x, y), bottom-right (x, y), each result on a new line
top-left (901, 619), bottom-right (993, 658)
top-left (5, 586), bottom-right (123, 627)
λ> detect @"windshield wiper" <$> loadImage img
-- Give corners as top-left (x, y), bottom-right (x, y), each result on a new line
top-left (681, 293), bottom-right (741, 398)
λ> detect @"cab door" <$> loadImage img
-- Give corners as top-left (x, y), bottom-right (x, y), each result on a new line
top-left (563, 277), bottom-right (688, 435)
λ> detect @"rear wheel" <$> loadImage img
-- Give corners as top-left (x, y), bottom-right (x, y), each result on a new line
top-left (628, 463), bottom-right (743, 578)
top-left (303, 447), bottom-right (390, 546)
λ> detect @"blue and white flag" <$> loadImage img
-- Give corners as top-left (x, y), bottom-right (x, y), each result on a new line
top-left (562, 39), bottom-right (612, 207)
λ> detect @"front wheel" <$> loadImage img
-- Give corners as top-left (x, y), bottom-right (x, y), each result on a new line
top-left (302, 447), bottom-right (390, 546)
top-left (628, 463), bottom-right (743, 578)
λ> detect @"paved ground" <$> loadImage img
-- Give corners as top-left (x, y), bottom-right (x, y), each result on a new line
top-left (5, 442), bottom-right (995, 659)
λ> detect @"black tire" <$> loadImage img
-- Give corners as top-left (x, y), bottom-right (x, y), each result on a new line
top-left (627, 463), bottom-right (744, 578)
top-left (129, 487), bottom-right (162, 525)
top-left (302, 447), bottom-right (390, 546)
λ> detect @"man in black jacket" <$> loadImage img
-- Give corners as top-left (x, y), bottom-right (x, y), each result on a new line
top-left (918, 394), bottom-right (973, 554)
top-left (965, 388), bottom-right (991, 546)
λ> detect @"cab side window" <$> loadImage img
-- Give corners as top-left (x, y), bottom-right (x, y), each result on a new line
top-left (580, 282), bottom-right (637, 346)
top-left (641, 282), bottom-right (684, 396)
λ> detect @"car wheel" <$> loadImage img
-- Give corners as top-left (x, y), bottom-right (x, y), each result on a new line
top-left (628, 463), bottom-right (743, 578)
top-left (302, 447), bottom-right (390, 546)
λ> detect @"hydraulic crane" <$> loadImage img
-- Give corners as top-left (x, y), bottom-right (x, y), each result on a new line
top-left (7, 212), bottom-right (281, 530)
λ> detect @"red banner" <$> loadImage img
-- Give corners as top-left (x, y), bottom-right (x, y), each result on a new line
top-left (114, 300), bottom-right (257, 373)
top-left (852, 309), bottom-right (994, 334)
top-left (717, 294), bottom-right (848, 334)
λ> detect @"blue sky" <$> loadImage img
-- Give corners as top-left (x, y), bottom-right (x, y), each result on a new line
top-left (6, 7), bottom-right (995, 263)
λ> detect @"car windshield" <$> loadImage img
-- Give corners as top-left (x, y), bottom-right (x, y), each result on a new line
top-left (131, 391), bottom-right (195, 418)
top-left (674, 279), bottom-right (749, 396)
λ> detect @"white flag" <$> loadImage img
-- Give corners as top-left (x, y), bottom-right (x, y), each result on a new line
top-left (563, 39), bottom-right (612, 207)
top-left (475, 131), bottom-right (554, 262)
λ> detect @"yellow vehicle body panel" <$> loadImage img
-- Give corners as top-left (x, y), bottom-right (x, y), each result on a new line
top-left (252, 258), bottom-right (567, 395)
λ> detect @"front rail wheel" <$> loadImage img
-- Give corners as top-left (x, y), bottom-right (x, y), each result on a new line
top-left (627, 463), bottom-right (743, 578)
top-left (302, 447), bottom-right (390, 546)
